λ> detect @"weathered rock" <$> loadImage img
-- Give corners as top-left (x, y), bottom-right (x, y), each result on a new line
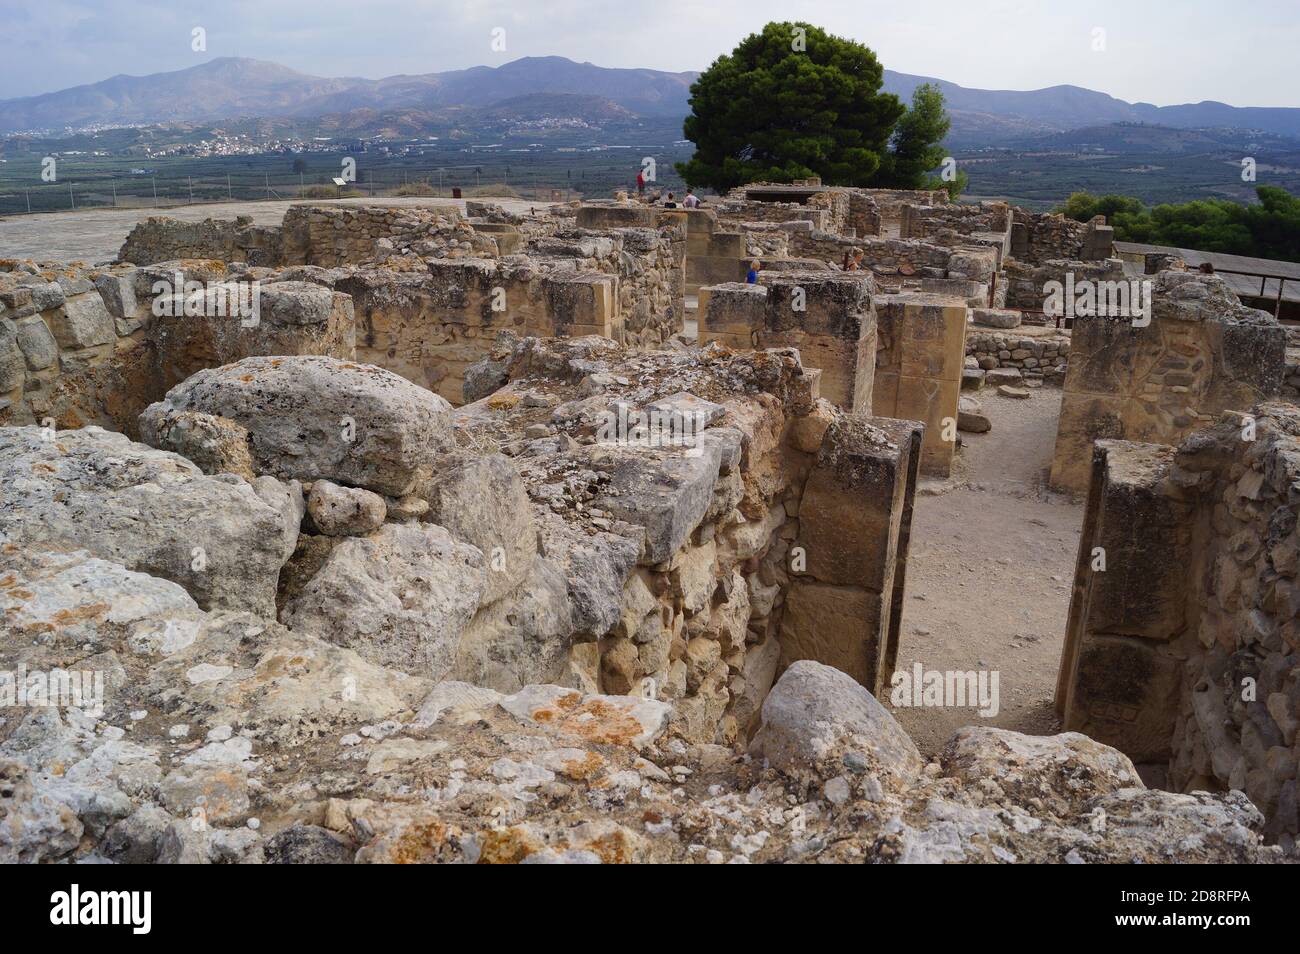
top-left (47, 294), bottom-right (115, 349)
top-left (452, 559), bottom-right (574, 692)
top-left (985, 367), bottom-right (1023, 387)
top-left (972, 308), bottom-right (1022, 330)
top-left (413, 681), bottom-right (505, 727)
top-left (942, 727), bottom-right (1142, 818)
top-left (140, 356), bottom-right (451, 496)
top-left (463, 354), bottom-right (509, 403)
top-left (0, 758), bottom-right (84, 863)
top-left (592, 433), bottom-right (735, 563)
top-left (283, 523), bottom-right (486, 678)
top-left (307, 480), bottom-right (387, 536)
top-left (498, 684), bottom-right (672, 750)
top-left (957, 396), bottom-right (991, 433)
top-left (14, 317), bottom-right (58, 372)
top-left (536, 513), bottom-right (640, 637)
top-left (751, 660), bottom-right (922, 782)
top-left (0, 426), bottom-right (298, 615)
top-left (138, 409), bottom-right (255, 480)
top-left (421, 453), bottom-right (536, 605)
top-left (264, 823), bottom-right (355, 864)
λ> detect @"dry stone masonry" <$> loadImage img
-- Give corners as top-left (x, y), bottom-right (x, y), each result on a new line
top-left (2, 188), bottom-right (1295, 864)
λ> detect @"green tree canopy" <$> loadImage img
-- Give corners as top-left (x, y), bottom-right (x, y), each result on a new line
top-left (677, 22), bottom-right (934, 191)
top-left (877, 83), bottom-right (952, 190)
top-left (1058, 187), bottom-right (1300, 262)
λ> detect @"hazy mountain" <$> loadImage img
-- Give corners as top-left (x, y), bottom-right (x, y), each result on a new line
top-left (0, 59), bottom-right (362, 132)
top-left (0, 56), bottom-right (693, 133)
top-left (881, 71), bottom-right (1300, 142)
top-left (2, 54), bottom-right (1298, 142)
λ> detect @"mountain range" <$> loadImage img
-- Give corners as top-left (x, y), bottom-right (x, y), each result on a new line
top-left (2, 55), bottom-right (1299, 144)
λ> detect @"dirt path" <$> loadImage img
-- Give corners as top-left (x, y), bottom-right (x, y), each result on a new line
top-left (0, 195), bottom-right (543, 263)
top-left (889, 386), bottom-right (1083, 756)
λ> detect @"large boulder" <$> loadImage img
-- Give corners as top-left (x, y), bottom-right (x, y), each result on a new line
top-left (0, 427), bottom-right (299, 615)
top-left (140, 356), bottom-right (451, 497)
top-left (282, 523), bottom-right (486, 678)
top-left (420, 453), bottom-right (537, 605)
top-left (452, 559), bottom-right (574, 692)
top-left (941, 726), bottom-right (1142, 818)
top-left (751, 660), bottom-right (922, 783)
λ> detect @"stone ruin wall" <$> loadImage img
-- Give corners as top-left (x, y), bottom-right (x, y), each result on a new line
top-left (697, 273), bottom-right (877, 415)
top-left (901, 200), bottom-right (1011, 241)
top-left (966, 328), bottom-right (1071, 384)
top-left (452, 339), bottom-right (921, 735)
top-left (0, 259), bottom-right (355, 436)
top-left (697, 274), bottom-right (966, 477)
top-left (338, 258), bottom-right (617, 406)
top-left (10, 192), bottom-right (1300, 864)
top-left (871, 293), bottom-right (968, 477)
top-left (112, 204), bottom-right (687, 406)
top-left (1049, 270), bottom-right (1287, 493)
top-left (1001, 258), bottom-right (1128, 316)
top-left (1055, 405), bottom-right (1300, 842)
top-left (117, 215), bottom-right (286, 266)
top-left (1011, 207), bottom-right (1115, 265)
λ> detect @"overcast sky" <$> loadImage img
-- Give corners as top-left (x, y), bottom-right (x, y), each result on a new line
top-left (4, 0), bottom-right (1297, 107)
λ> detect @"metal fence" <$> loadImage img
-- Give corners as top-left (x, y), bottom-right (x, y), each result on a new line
top-left (0, 153), bottom-right (691, 216)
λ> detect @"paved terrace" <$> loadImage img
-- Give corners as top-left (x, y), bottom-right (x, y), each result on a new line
top-left (0, 196), bottom-right (545, 262)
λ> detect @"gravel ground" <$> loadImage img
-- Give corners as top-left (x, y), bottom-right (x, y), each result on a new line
top-left (889, 386), bottom-right (1083, 756)
top-left (0, 195), bottom-right (545, 263)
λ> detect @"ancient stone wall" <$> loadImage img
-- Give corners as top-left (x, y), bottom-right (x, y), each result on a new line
top-left (449, 338), bottom-right (921, 733)
top-left (1002, 258), bottom-right (1129, 315)
top-left (118, 215), bottom-right (285, 266)
top-left (714, 197), bottom-right (830, 231)
top-left (1056, 404), bottom-right (1300, 841)
top-left (279, 204), bottom-right (478, 266)
top-left (966, 328), bottom-right (1071, 384)
top-left (901, 201), bottom-right (1011, 241)
top-left (337, 258), bottom-right (616, 405)
top-left (0, 259), bottom-right (353, 435)
top-left (1050, 271), bottom-right (1286, 492)
top-left (1010, 208), bottom-right (1115, 265)
top-left (789, 233), bottom-right (954, 273)
top-left (697, 273), bottom-right (877, 412)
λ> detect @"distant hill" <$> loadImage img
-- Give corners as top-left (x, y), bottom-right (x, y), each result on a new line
top-left (2, 55), bottom-right (1298, 143)
top-left (998, 122), bottom-right (1300, 155)
top-left (477, 93), bottom-right (636, 122)
top-left (0, 56), bottom-right (694, 133)
top-left (880, 71), bottom-right (1300, 144)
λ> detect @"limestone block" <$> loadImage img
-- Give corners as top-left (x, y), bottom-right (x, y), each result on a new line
top-left (48, 294), bottom-right (115, 350)
top-left (283, 523), bottom-right (486, 679)
top-left (140, 356), bottom-right (452, 497)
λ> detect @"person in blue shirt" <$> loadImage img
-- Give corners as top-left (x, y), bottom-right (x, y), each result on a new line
top-left (746, 260), bottom-right (760, 284)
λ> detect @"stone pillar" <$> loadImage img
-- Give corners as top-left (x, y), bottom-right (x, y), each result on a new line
top-left (785, 416), bottom-right (922, 696)
top-left (872, 293), bottom-right (969, 477)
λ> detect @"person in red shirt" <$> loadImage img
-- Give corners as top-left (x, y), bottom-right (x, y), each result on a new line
top-left (636, 169), bottom-right (646, 197)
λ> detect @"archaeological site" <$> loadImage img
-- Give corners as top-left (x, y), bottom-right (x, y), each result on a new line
top-left (0, 179), bottom-right (1297, 871)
